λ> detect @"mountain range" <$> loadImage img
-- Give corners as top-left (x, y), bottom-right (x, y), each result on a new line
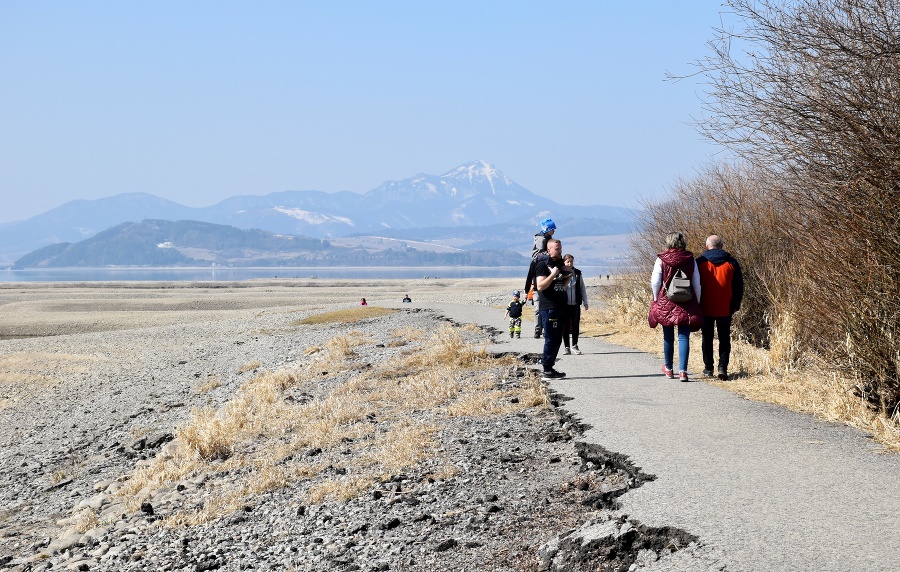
top-left (1, 160), bottom-right (636, 266)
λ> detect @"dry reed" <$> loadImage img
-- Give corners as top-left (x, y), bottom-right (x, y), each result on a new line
top-left (116, 316), bottom-right (549, 524)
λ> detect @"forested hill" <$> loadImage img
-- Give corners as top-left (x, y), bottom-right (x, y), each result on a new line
top-left (12, 220), bottom-right (528, 268)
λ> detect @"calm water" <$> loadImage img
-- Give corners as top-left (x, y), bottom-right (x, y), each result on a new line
top-left (0, 266), bottom-right (618, 283)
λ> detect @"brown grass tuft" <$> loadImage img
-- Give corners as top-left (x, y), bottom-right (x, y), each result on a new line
top-left (238, 361), bottom-right (262, 373)
top-left (295, 307), bottom-right (396, 325)
top-left (195, 375), bottom-right (222, 394)
top-left (117, 317), bottom-right (547, 524)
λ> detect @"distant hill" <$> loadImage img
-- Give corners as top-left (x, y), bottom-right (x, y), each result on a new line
top-left (13, 220), bottom-right (529, 269)
top-left (0, 160), bottom-right (636, 264)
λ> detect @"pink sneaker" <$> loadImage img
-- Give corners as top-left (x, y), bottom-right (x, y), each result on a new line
top-left (661, 365), bottom-right (674, 379)
top-left (679, 371), bottom-right (689, 382)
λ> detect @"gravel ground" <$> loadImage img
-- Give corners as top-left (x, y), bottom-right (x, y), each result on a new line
top-left (0, 279), bottom-right (693, 572)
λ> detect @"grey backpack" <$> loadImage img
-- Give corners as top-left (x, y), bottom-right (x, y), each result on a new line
top-left (666, 268), bottom-right (693, 303)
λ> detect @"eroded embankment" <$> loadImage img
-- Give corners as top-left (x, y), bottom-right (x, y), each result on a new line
top-left (532, 389), bottom-right (700, 572)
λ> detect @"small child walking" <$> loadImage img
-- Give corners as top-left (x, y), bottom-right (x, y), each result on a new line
top-left (505, 290), bottom-right (527, 338)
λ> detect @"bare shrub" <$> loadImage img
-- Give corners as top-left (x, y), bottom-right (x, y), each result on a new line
top-left (691, 0), bottom-right (900, 410)
top-left (631, 162), bottom-right (795, 350)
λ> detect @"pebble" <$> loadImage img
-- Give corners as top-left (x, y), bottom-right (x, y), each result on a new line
top-left (0, 285), bottom-right (692, 571)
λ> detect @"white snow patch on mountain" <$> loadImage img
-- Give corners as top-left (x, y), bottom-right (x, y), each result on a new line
top-left (273, 207), bottom-right (354, 226)
top-left (442, 160), bottom-right (512, 195)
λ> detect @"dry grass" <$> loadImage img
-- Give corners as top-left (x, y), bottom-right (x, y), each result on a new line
top-left (386, 325), bottom-right (428, 347)
top-left (195, 375), bottom-right (222, 394)
top-left (361, 421), bottom-right (437, 472)
top-left (0, 352), bottom-right (103, 393)
top-left (584, 289), bottom-right (900, 452)
top-left (71, 508), bottom-right (100, 533)
top-left (116, 320), bottom-right (550, 525)
top-left (294, 306), bottom-right (396, 325)
top-left (238, 361), bottom-right (262, 374)
top-left (2, 346), bottom-right (108, 411)
top-left (710, 370), bottom-right (900, 451)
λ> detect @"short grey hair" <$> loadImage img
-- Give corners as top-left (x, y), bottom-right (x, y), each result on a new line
top-left (706, 235), bottom-right (724, 249)
top-left (665, 232), bottom-right (686, 250)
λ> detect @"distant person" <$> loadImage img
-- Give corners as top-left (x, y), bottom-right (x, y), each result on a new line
top-left (648, 232), bottom-right (703, 382)
top-left (360, 298), bottom-right (368, 306)
top-left (562, 254), bottom-right (588, 355)
top-left (535, 238), bottom-right (571, 380)
top-left (402, 294), bottom-right (412, 303)
top-left (525, 218), bottom-right (557, 338)
top-left (696, 234), bottom-right (744, 380)
top-left (504, 290), bottom-right (527, 338)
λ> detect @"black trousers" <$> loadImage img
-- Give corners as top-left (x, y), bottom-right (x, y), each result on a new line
top-left (563, 304), bottom-right (581, 347)
top-left (701, 315), bottom-right (732, 371)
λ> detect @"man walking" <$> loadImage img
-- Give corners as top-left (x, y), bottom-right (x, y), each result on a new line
top-left (525, 218), bottom-right (556, 338)
top-left (535, 238), bottom-right (571, 380)
top-left (697, 234), bottom-right (744, 380)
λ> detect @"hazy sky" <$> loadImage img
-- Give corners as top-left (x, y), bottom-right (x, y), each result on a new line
top-left (1, 1), bottom-right (726, 224)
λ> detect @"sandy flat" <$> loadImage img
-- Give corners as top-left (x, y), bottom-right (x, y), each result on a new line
top-left (0, 278), bottom-right (524, 339)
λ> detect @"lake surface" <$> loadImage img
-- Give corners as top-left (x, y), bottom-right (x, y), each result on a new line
top-left (0, 265), bottom-right (619, 283)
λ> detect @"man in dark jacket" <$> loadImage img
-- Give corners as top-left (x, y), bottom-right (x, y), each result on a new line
top-left (535, 238), bottom-right (571, 380)
top-left (696, 235), bottom-right (744, 380)
top-left (525, 218), bottom-right (556, 338)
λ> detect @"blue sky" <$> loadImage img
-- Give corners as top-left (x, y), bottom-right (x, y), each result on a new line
top-left (1, 1), bottom-right (726, 223)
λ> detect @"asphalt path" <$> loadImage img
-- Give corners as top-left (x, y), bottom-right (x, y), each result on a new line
top-left (416, 302), bottom-right (900, 572)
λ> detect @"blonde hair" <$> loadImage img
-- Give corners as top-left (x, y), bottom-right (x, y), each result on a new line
top-left (665, 232), bottom-right (686, 250)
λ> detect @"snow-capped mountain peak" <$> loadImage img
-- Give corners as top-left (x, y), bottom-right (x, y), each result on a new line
top-left (442, 160), bottom-right (512, 194)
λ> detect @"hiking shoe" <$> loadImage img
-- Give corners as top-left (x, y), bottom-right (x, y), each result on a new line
top-left (534, 331), bottom-right (542, 339)
top-left (541, 368), bottom-right (566, 380)
top-left (572, 346), bottom-right (582, 355)
top-left (563, 347), bottom-right (571, 355)
top-left (702, 368), bottom-right (714, 377)
top-left (717, 367), bottom-right (728, 381)
top-left (661, 365), bottom-right (675, 379)
top-left (679, 371), bottom-right (689, 382)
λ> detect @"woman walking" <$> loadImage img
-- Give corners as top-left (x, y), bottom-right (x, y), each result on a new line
top-left (562, 254), bottom-right (588, 355)
top-left (648, 232), bottom-right (703, 381)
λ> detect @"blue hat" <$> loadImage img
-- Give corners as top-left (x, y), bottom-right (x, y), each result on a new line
top-left (540, 218), bottom-right (556, 234)
top-left (512, 290), bottom-right (521, 297)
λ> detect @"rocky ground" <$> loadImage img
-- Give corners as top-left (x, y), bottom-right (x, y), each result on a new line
top-left (0, 279), bottom-right (696, 571)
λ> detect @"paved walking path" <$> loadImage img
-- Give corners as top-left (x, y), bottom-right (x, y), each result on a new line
top-left (417, 302), bottom-right (900, 572)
